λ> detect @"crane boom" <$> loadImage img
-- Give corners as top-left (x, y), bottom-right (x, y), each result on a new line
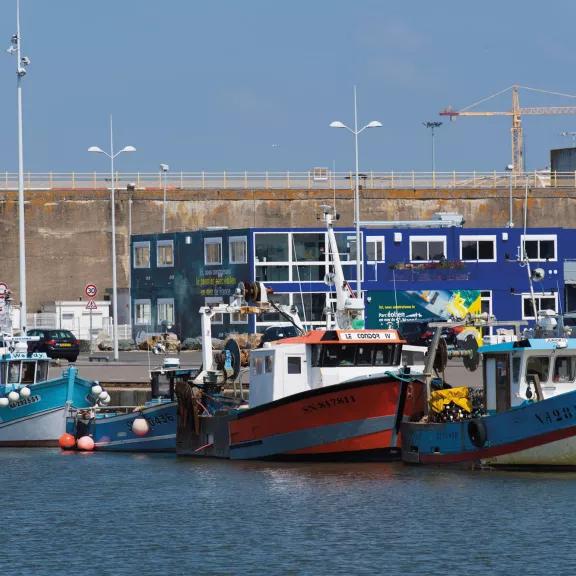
top-left (439, 85), bottom-right (576, 173)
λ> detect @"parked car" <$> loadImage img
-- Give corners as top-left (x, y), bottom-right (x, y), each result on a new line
top-left (397, 321), bottom-right (430, 345)
top-left (398, 320), bottom-right (458, 347)
top-left (27, 329), bottom-right (80, 362)
top-left (258, 324), bottom-right (300, 347)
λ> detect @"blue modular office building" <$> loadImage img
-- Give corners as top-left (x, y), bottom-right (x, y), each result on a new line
top-left (131, 222), bottom-right (576, 340)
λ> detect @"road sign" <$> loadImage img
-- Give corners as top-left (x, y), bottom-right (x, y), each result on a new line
top-left (85, 284), bottom-right (98, 298)
top-left (0, 282), bottom-right (8, 299)
top-left (86, 299), bottom-right (98, 310)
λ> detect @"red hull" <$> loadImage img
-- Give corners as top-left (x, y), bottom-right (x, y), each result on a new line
top-left (226, 376), bottom-right (425, 460)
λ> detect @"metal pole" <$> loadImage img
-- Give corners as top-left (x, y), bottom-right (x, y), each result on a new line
top-left (162, 170), bottom-right (166, 233)
top-left (353, 86), bottom-right (362, 298)
top-left (508, 172), bottom-right (513, 227)
top-left (110, 115), bottom-right (119, 361)
top-left (15, 0), bottom-right (27, 333)
top-left (431, 125), bottom-right (436, 174)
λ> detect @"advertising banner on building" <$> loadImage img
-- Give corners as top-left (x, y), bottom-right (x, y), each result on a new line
top-left (366, 289), bottom-right (481, 329)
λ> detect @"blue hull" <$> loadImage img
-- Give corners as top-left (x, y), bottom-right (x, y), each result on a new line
top-left (0, 367), bottom-right (96, 446)
top-left (68, 402), bottom-right (177, 452)
top-left (401, 389), bottom-right (576, 468)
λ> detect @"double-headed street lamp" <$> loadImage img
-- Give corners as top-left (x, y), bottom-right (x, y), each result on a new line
top-left (88, 116), bottom-right (136, 361)
top-left (330, 86), bottom-right (382, 303)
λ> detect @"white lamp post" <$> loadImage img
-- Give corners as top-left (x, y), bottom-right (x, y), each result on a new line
top-left (160, 163), bottom-right (169, 233)
top-left (7, 0), bottom-right (31, 333)
top-left (505, 163), bottom-right (514, 228)
top-left (89, 116), bottom-right (136, 361)
top-left (330, 86), bottom-right (381, 301)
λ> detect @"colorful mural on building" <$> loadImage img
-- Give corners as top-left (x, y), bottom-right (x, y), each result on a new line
top-left (366, 290), bottom-right (482, 328)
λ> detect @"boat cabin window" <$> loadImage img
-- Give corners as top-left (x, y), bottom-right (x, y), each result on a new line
top-left (151, 373), bottom-right (173, 399)
top-left (312, 344), bottom-right (401, 368)
top-left (21, 362), bottom-right (35, 384)
top-left (7, 362), bottom-right (21, 384)
top-left (36, 361), bottom-right (48, 383)
top-left (401, 348), bottom-right (425, 366)
top-left (553, 356), bottom-right (576, 383)
top-left (254, 357), bottom-right (264, 375)
top-left (526, 356), bottom-right (550, 384)
top-left (264, 355), bottom-right (273, 374)
top-left (287, 357), bottom-right (302, 374)
top-left (356, 346), bottom-right (373, 366)
top-left (512, 357), bottom-right (521, 386)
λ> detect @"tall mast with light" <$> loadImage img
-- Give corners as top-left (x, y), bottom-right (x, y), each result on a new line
top-left (7, 0), bottom-right (31, 333)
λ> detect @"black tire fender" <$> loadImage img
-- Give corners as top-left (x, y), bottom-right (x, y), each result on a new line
top-left (468, 418), bottom-right (487, 448)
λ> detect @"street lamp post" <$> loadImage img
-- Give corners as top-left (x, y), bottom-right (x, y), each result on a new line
top-left (505, 163), bottom-right (514, 227)
top-left (7, 0), bottom-right (31, 333)
top-left (160, 163), bottom-right (169, 233)
top-left (330, 86), bottom-right (382, 304)
top-left (88, 117), bottom-right (136, 361)
top-left (423, 121), bottom-right (442, 176)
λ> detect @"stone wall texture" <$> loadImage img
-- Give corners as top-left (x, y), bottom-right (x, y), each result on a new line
top-left (1, 185), bottom-right (575, 311)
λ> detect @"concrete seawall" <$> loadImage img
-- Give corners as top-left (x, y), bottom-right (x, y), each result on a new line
top-left (2, 185), bottom-right (575, 310)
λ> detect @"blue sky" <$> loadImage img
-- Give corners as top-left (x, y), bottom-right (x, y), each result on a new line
top-left (1, 0), bottom-right (576, 173)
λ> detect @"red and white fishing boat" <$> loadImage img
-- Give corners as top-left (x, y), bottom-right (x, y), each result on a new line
top-left (176, 206), bottom-right (427, 460)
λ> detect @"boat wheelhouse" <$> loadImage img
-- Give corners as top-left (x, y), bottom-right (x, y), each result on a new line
top-left (401, 314), bottom-right (576, 468)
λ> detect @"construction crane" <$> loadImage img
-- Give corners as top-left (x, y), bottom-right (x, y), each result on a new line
top-left (440, 85), bottom-right (576, 174)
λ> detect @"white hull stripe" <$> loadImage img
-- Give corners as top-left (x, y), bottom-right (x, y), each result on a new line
top-left (95, 433), bottom-right (176, 448)
top-left (0, 406), bottom-right (63, 429)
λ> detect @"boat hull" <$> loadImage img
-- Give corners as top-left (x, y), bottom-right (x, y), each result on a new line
top-left (68, 402), bottom-right (177, 452)
top-left (0, 370), bottom-right (95, 447)
top-left (178, 375), bottom-right (425, 461)
top-left (401, 388), bottom-right (576, 468)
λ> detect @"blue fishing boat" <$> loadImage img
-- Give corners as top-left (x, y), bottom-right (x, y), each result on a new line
top-left (401, 309), bottom-right (576, 469)
top-left (0, 334), bottom-right (105, 447)
top-left (66, 358), bottom-right (193, 452)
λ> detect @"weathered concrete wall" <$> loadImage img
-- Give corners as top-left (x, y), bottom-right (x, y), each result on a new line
top-left (1, 185), bottom-right (575, 311)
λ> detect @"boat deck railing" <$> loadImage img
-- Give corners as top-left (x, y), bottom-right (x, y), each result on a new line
top-left (0, 170), bottom-right (571, 191)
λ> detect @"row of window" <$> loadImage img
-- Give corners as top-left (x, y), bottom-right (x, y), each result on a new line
top-left (523, 355), bottom-right (576, 385)
top-left (133, 296), bottom-right (248, 326)
top-left (134, 298), bottom-right (175, 326)
top-left (133, 233), bottom-right (558, 270)
top-left (133, 237), bottom-right (248, 269)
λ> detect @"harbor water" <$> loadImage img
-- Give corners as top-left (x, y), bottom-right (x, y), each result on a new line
top-left (3, 449), bottom-right (576, 575)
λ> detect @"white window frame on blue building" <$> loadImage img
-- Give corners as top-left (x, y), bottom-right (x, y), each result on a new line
top-left (157, 298), bottom-right (175, 325)
top-left (205, 296), bottom-right (224, 324)
top-left (134, 299), bottom-right (152, 325)
top-left (133, 241), bottom-right (151, 269)
top-left (204, 237), bottom-right (223, 266)
top-left (409, 235), bottom-right (446, 262)
top-left (255, 291), bottom-right (329, 330)
top-left (521, 292), bottom-right (558, 320)
top-left (157, 240), bottom-right (174, 268)
top-left (229, 236), bottom-right (247, 264)
top-left (254, 231), bottom-right (359, 284)
top-left (459, 235), bottom-right (497, 262)
top-left (230, 295), bottom-right (248, 325)
top-left (366, 236), bottom-right (385, 263)
top-left (521, 234), bottom-right (557, 262)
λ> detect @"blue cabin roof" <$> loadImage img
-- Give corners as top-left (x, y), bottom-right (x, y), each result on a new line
top-left (479, 338), bottom-right (576, 354)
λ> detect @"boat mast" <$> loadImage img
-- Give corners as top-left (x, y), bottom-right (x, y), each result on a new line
top-left (322, 205), bottom-right (365, 329)
top-left (9, 0), bottom-right (30, 334)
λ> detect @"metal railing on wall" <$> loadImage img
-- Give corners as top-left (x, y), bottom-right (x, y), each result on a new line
top-left (0, 170), bottom-right (567, 191)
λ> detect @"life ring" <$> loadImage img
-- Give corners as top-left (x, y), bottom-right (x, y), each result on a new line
top-left (468, 418), bottom-right (487, 448)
